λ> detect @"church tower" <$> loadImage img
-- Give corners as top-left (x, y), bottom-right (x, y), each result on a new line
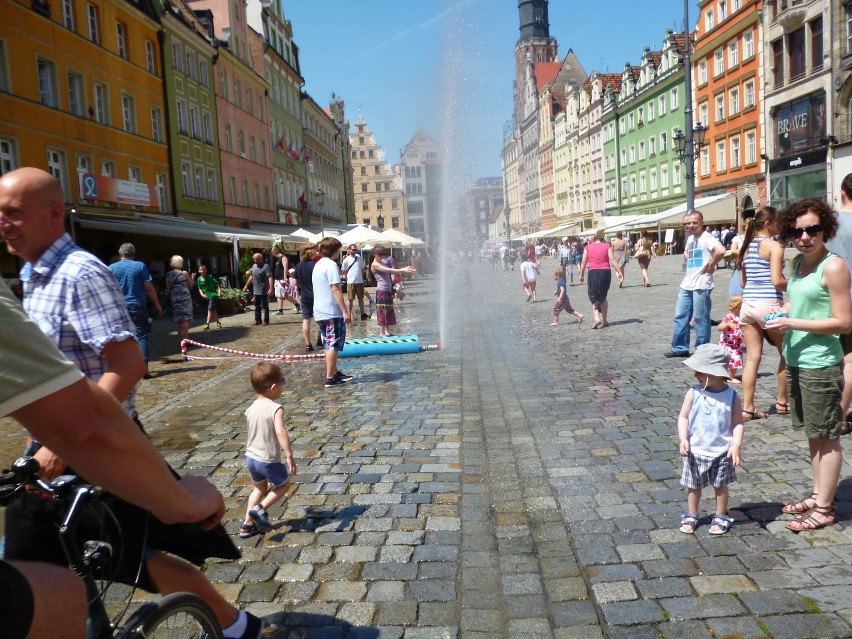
top-left (513, 0), bottom-right (557, 125)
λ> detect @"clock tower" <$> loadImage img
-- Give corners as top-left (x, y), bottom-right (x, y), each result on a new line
top-left (513, 0), bottom-right (558, 127)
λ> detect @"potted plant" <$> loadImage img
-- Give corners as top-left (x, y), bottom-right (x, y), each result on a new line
top-left (216, 288), bottom-right (249, 315)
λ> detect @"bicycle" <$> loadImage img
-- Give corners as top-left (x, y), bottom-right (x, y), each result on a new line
top-left (0, 456), bottom-right (224, 638)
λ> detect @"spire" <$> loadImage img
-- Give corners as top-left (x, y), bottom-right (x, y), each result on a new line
top-left (518, 0), bottom-right (550, 41)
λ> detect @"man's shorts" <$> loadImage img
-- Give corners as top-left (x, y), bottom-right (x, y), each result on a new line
top-left (680, 451), bottom-right (736, 489)
top-left (318, 317), bottom-right (346, 351)
top-left (740, 299), bottom-right (783, 328)
top-left (246, 457), bottom-right (289, 488)
top-left (346, 282), bottom-right (365, 301)
top-left (788, 365), bottom-right (844, 439)
top-left (0, 560), bottom-right (35, 638)
top-left (274, 280), bottom-right (287, 299)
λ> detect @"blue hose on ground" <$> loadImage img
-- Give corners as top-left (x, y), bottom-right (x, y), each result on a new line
top-left (339, 334), bottom-right (422, 358)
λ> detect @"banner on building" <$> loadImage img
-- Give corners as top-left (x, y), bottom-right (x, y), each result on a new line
top-left (774, 91), bottom-right (826, 156)
top-left (79, 173), bottom-right (157, 206)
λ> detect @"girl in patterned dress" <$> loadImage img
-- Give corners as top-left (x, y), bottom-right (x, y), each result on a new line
top-left (717, 295), bottom-right (744, 383)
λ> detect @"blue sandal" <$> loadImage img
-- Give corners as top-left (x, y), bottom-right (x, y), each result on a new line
top-left (679, 512), bottom-right (699, 534)
top-left (238, 522), bottom-right (258, 538)
top-left (709, 513), bottom-right (734, 535)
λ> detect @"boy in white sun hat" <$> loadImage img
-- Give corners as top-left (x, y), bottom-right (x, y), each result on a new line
top-left (677, 344), bottom-right (744, 535)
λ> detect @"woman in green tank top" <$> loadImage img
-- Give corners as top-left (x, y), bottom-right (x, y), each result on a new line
top-left (765, 199), bottom-right (852, 532)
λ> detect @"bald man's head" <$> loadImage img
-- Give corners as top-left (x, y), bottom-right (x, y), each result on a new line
top-left (0, 167), bottom-right (67, 263)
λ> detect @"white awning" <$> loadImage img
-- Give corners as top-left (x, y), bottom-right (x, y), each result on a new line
top-left (618, 193), bottom-right (736, 231)
top-left (525, 221), bottom-right (581, 240)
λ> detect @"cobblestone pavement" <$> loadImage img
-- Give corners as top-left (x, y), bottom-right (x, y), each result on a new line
top-left (5, 255), bottom-right (852, 639)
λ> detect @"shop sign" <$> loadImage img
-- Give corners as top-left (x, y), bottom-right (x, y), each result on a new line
top-left (774, 91), bottom-right (826, 155)
top-left (79, 174), bottom-right (157, 206)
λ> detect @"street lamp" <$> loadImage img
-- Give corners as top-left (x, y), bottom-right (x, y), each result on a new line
top-left (376, 213), bottom-right (385, 230)
top-left (504, 204), bottom-right (511, 247)
top-left (672, 122), bottom-right (707, 211)
top-left (314, 188), bottom-right (324, 237)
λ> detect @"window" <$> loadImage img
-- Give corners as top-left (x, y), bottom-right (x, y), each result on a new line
top-left (772, 39), bottom-right (784, 87)
top-left (198, 61), bottom-right (208, 87)
top-left (628, 112), bottom-right (635, 130)
top-left (241, 180), bottom-right (249, 206)
top-left (730, 135), bottom-right (741, 168)
top-left (730, 87), bottom-right (739, 115)
top-left (648, 101), bottom-right (655, 120)
top-left (0, 40), bottom-right (8, 92)
top-left (207, 169), bottom-right (216, 201)
top-left (629, 145), bottom-right (636, 163)
top-left (700, 147), bottom-right (710, 176)
top-left (620, 149), bottom-right (627, 167)
top-left (0, 138), bottom-right (18, 175)
top-left (718, 0), bottom-right (727, 20)
top-left (46, 148), bottom-right (67, 196)
top-left (185, 50), bottom-right (196, 80)
top-left (661, 163), bottom-right (668, 188)
top-left (145, 40), bottom-right (155, 73)
top-left (744, 30), bottom-right (754, 58)
top-left (660, 131), bottom-right (667, 152)
top-left (62, 0), bottom-right (74, 29)
top-left (746, 130), bottom-right (756, 164)
top-left (361, 183), bottom-right (368, 193)
top-left (175, 99), bottom-right (187, 134)
top-left (728, 40), bottom-right (738, 67)
top-left (121, 94), bottom-right (135, 133)
top-left (224, 124), bottom-right (232, 152)
top-left (744, 80), bottom-right (755, 108)
top-left (172, 41), bottom-right (183, 72)
top-left (705, 8), bottom-right (715, 31)
top-left (847, 3), bottom-right (852, 55)
top-left (249, 136), bottom-right (256, 163)
top-left (714, 49), bottom-right (724, 76)
top-left (150, 107), bottom-right (162, 142)
top-left (674, 163), bottom-right (681, 184)
top-left (116, 23), bottom-right (126, 59)
top-left (246, 89), bottom-right (252, 116)
top-left (100, 159), bottom-right (114, 177)
top-left (659, 95), bottom-right (666, 115)
top-left (194, 166), bottom-right (204, 199)
top-left (650, 168), bottom-right (657, 191)
top-left (361, 200), bottom-right (369, 212)
top-left (732, 0), bottom-right (741, 9)
top-left (86, 4), bottom-right (99, 44)
top-left (700, 102), bottom-right (709, 127)
top-left (649, 136), bottom-right (656, 156)
top-left (698, 60), bottom-right (707, 84)
top-left (128, 166), bottom-right (140, 183)
top-left (181, 161), bottom-right (192, 197)
top-left (789, 27), bottom-right (805, 81)
top-left (670, 88), bottom-right (678, 109)
top-left (156, 172), bottom-right (167, 211)
top-left (238, 130), bottom-right (245, 157)
top-left (810, 17), bottom-right (823, 72)
top-left (639, 141), bottom-right (645, 160)
top-left (202, 112), bottom-right (212, 143)
top-left (260, 140), bottom-right (267, 165)
top-left (256, 95), bottom-right (263, 121)
top-left (234, 79), bottom-right (241, 107)
top-left (75, 155), bottom-right (91, 194)
top-left (229, 176), bottom-right (237, 203)
top-left (220, 70), bottom-right (228, 99)
top-left (715, 94), bottom-right (725, 122)
top-left (67, 71), bottom-right (85, 116)
top-left (37, 58), bottom-right (58, 107)
top-left (189, 105), bottom-right (199, 138)
top-left (717, 140), bottom-right (726, 172)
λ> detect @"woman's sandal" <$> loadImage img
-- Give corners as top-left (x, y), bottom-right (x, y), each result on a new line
top-left (708, 513), bottom-right (734, 535)
top-left (679, 512), bottom-right (699, 534)
top-left (742, 409), bottom-right (769, 422)
top-left (590, 319), bottom-right (602, 330)
top-left (785, 505), bottom-right (835, 533)
top-left (773, 402), bottom-right (790, 415)
top-left (782, 494), bottom-right (817, 515)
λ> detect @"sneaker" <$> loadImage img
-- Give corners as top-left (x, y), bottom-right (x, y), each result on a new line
top-left (361, 313), bottom-right (369, 320)
top-left (295, 304), bottom-right (301, 312)
top-left (664, 350), bottom-right (691, 358)
top-left (248, 508), bottom-right (272, 531)
top-left (324, 376), bottom-right (346, 388)
top-left (203, 323), bottom-right (210, 331)
top-left (275, 310), bottom-right (284, 315)
top-left (239, 612), bottom-right (264, 639)
top-left (305, 344), bottom-right (314, 353)
top-left (216, 321), bottom-right (222, 328)
top-left (333, 370), bottom-right (354, 383)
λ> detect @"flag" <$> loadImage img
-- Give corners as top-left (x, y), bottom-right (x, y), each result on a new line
top-left (302, 148), bottom-right (313, 165)
top-left (288, 143), bottom-right (300, 160)
top-left (297, 192), bottom-right (306, 211)
top-left (276, 135), bottom-right (286, 151)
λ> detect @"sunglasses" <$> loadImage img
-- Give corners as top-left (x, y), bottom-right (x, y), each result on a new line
top-left (790, 224), bottom-right (822, 239)
top-left (267, 379), bottom-right (285, 390)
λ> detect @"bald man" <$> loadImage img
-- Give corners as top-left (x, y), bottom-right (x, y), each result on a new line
top-left (242, 251), bottom-right (273, 325)
top-left (0, 168), bottom-right (264, 639)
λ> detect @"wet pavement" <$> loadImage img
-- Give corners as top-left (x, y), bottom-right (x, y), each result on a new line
top-left (5, 256), bottom-right (852, 639)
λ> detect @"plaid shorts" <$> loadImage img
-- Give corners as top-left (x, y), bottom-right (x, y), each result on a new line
top-left (680, 451), bottom-right (736, 489)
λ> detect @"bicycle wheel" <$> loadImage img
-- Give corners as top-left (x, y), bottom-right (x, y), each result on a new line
top-left (118, 592), bottom-right (224, 639)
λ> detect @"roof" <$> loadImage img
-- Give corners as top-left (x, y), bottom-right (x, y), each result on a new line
top-left (673, 32), bottom-right (687, 55)
top-left (489, 203), bottom-right (504, 224)
top-left (600, 73), bottom-right (622, 93)
top-left (534, 62), bottom-right (561, 91)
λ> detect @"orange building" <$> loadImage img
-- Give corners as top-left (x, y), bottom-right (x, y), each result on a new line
top-left (0, 0), bottom-right (169, 215)
top-left (693, 0), bottom-right (765, 221)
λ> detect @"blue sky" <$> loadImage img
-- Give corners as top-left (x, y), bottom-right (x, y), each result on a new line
top-left (284, 0), bottom-right (692, 178)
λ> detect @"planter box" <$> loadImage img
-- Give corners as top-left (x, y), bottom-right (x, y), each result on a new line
top-left (215, 297), bottom-right (240, 315)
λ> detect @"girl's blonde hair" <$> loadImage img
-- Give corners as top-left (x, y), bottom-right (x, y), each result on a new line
top-left (552, 269), bottom-right (562, 278)
top-left (728, 294), bottom-right (743, 312)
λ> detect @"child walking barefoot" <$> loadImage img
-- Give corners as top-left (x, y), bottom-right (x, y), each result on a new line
top-left (239, 362), bottom-right (296, 538)
top-left (717, 294), bottom-right (744, 383)
top-left (677, 344), bottom-right (744, 535)
top-left (550, 269), bottom-right (584, 326)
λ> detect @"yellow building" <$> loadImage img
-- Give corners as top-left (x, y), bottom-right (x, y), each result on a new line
top-left (0, 0), bottom-right (169, 215)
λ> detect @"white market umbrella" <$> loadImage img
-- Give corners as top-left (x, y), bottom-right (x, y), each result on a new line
top-left (380, 228), bottom-right (425, 247)
top-left (336, 225), bottom-right (385, 247)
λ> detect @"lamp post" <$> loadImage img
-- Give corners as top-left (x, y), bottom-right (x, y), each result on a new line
top-left (376, 213), bottom-right (385, 230)
top-left (504, 204), bottom-right (511, 247)
top-left (675, 0), bottom-right (706, 214)
top-left (315, 188), bottom-right (325, 237)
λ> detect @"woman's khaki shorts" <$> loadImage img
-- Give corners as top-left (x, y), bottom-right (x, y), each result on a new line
top-left (787, 365), bottom-right (843, 439)
top-left (740, 299), bottom-right (783, 328)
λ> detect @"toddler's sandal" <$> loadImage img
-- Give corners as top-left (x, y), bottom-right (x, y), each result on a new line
top-left (239, 522), bottom-right (258, 538)
top-left (679, 513), bottom-right (699, 534)
top-left (708, 513), bottom-right (734, 535)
